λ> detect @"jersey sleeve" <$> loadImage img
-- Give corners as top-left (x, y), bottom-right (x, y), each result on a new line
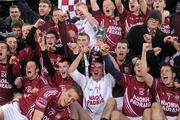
top-left (105, 73), bottom-right (116, 88)
top-left (34, 88), bottom-right (58, 113)
top-left (69, 69), bottom-right (87, 89)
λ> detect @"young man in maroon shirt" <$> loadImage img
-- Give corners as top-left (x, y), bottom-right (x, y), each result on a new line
top-left (141, 43), bottom-right (180, 120)
top-left (0, 83), bottom-right (82, 120)
top-left (14, 60), bottom-right (48, 97)
top-left (90, 0), bottom-right (123, 50)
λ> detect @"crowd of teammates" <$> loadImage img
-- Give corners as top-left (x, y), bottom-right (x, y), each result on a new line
top-left (0, 0), bottom-right (180, 119)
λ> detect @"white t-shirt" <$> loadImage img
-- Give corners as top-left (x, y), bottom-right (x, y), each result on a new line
top-left (70, 70), bottom-right (115, 120)
top-left (75, 18), bottom-right (96, 47)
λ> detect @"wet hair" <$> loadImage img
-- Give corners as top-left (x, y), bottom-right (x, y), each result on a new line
top-left (66, 83), bottom-right (82, 97)
top-left (39, 0), bottom-right (52, 9)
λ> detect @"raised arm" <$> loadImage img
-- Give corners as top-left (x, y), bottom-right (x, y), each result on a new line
top-left (164, 36), bottom-right (180, 51)
top-left (115, 0), bottom-right (124, 14)
top-left (139, 0), bottom-right (147, 15)
top-left (141, 43), bottom-right (154, 87)
top-left (39, 36), bottom-right (56, 77)
top-left (90, 0), bottom-right (100, 11)
top-left (77, 5), bottom-right (99, 27)
top-left (100, 44), bottom-right (121, 81)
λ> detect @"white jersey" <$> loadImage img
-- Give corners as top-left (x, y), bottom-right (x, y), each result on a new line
top-left (75, 18), bottom-right (96, 47)
top-left (70, 70), bottom-right (115, 120)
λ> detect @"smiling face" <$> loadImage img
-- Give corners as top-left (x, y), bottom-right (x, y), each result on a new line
top-left (153, 0), bottom-right (166, 11)
top-left (26, 61), bottom-right (39, 80)
top-left (103, 0), bottom-right (115, 17)
top-left (6, 37), bottom-right (17, 54)
top-left (58, 88), bottom-right (79, 107)
top-left (39, 2), bottom-right (51, 16)
top-left (129, 0), bottom-right (140, 12)
top-left (9, 7), bottom-right (21, 21)
top-left (58, 61), bottom-right (69, 79)
top-left (115, 42), bottom-right (129, 61)
top-left (160, 65), bottom-right (175, 87)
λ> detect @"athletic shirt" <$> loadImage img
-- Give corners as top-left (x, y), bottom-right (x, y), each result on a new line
top-left (21, 75), bottom-right (48, 96)
top-left (151, 79), bottom-right (180, 116)
top-left (120, 9), bottom-right (147, 38)
top-left (92, 10), bottom-right (123, 50)
top-left (120, 74), bottom-right (153, 117)
top-left (160, 15), bottom-right (171, 34)
top-left (19, 87), bottom-right (69, 120)
top-left (75, 18), bottom-right (96, 47)
top-left (70, 70), bottom-right (115, 120)
top-left (0, 64), bottom-right (13, 105)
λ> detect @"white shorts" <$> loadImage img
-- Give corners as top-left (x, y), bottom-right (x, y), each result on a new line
top-left (114, 97), bottom-right (123, 110)
top-left (1, 102), bottom-right (28, 120)
top-left (127, 116), bottom-right (142, 120)
top-left (166, 116), bottom-right (177, 120)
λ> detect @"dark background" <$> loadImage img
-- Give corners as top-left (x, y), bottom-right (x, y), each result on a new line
top-left (0, 0), bottom-right (179, 19)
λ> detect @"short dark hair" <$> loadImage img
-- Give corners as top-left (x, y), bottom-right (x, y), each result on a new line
top-left (77, 32), bottom-right (90, 42)
top-left (66, 83), bottom-right (82, 97)
top-left (9, 5), bottom-right (19, 11)
top-left (40, 0), bottom-right (52, 9)
top-left (0, 41), bottom-right (10, 52)
top-left (160, 63), bottom-right (175, 73)
top-left (59, 58), bottom-right (71, 65)
top-left (117, 39), bottom-right (129, 48)
top-left (46, 30), bottom-right (59, 39)
top-left (12, 22), bottom-right (22, 29)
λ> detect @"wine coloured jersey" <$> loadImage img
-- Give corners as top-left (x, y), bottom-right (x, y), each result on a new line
top-left (160, 15), bottom-right (171, 34)
top-left (120, 9), bottom-right (147, 38)
top-left (21, 75), bottom-right (48, 96)
top-left (120, 74), bottom-right (153, 117)
top-left (0, 64), bottom-right (13, 105)
top-left (19, 87), bottom-right (69, 120)
top-left (69, 69), bottom-right (115, 120)
top-left (92, 10), bottom-right (123, 50)
top-left (151, 79), bottom-right (180, 116)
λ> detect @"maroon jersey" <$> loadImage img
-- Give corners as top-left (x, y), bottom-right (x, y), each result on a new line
top-left (92, 10), bottom-right (123, 50)
top-left (120, 74), bottom-right (153, 117)
top-left (160, 15), bottom-right (171, 34)
top-left (120, 9), bottom-right (147, 38)
top-left (0, 64), bottom-right (13, 105)
top-left (51, 73), bottom-right (76, 91)
top-left (19, 87), bottom-right (70, 120)
top-left (21, 75), bottom-right (48, 96)
top-left (151, 79), bottom-right (180, 116)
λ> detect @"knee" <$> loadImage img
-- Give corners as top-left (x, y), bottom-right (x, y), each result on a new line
top-left (152, 102), bottom-right (161, 110)
top-left (106, 98), bottom-right (116, 107)
top-left (111, 111), bottom-right (120, 120)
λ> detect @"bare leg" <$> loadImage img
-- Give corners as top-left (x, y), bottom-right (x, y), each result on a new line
top-left (70, 101), bottom-right (92, 120)
top-left (177, 112), bottom-right (180, 120)
top-left (151, 102), bottom-right (166, 120)
top-left (101, 98), bottom-right (117, 119)
top-left (0, 107), bottom-right (4, 120)
top-left (143, 108), bottom-right (151, 120)
top-left (111, 111), bottom-right (121, 120)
